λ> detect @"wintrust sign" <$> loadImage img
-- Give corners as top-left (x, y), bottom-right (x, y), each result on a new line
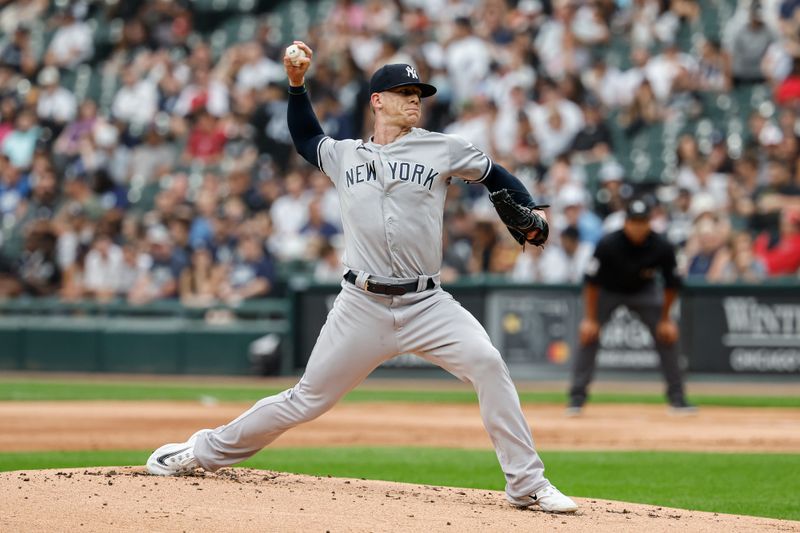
top-left (722, 297), bottom-right (800, 372)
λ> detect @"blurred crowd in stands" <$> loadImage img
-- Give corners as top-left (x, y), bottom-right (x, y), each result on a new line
top-left (0, 0), bottom-right (799, 305)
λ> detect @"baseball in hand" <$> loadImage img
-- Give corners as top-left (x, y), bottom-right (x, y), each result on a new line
top-left (286, 44), bottom-right (307, 66)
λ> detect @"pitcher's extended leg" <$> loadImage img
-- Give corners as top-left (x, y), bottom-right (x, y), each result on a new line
top-left (194, 285), bottom-right (398, 470)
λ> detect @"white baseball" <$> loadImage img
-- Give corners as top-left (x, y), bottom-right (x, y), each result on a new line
top-left (286, 44), bottom-right (307, 66)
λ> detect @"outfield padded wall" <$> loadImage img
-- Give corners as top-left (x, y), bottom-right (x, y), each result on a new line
top-left (0, 317), bottom-right (278, 375)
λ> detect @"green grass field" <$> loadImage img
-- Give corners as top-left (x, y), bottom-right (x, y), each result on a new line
top-left (0, 448), bottom-right (797, 521)
top-left (1, 379), bottom-right (799, 407)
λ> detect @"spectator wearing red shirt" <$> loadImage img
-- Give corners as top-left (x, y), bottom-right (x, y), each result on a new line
top-left (775, 59), bottom-right (800, 107)
top-left (754, 208), bottom-right (800, 276)
top-left (183, 110), bottom-right (227, 164)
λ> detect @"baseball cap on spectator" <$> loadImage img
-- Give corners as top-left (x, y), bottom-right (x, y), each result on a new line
top-left (94, 123), bottom-right (119, 148)
top-left (37, 66), bottom-right (59, 86)
top-left (147, 225), bottom-right (172, 245)
top-left (689, 193), bottom-right (718, 219)
top-left (599, 161), bottom-right (625, 183)
top-left (562, 225), bottom-right (580, 240)
top-left (518, 0), bottom-right (543, 14)
top-left (454, 16), bottom-right (472, 29)
top-left (626, 199), bottom-right (651, 219)
top-left (558, 185), bottom-right (585, 207)
top-left (369, 64), bottom-right (437, 98)
top-left (759, 123), bottom-right (783, 146)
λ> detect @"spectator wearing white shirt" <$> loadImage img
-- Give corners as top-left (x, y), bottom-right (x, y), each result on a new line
top-left (526, 79), bottom-right (585, 164)
top-left (572, 2), bottom-right (610, 48)
top-left (445, 17), bottom-right (491, 106)
top-left (84, 233), bottom-right (124, 301)
top-left (112, 66), bottom-right (159, 127)
top-left (235, 42), bottom-right (285, 93)
top-left (581, 56), bottom-right (624, 109)
top-left (696, 39), bottom-right (732, 92)
top-left (35, 67), bottom-right (77, 136)
top-left (0, 0), bottom-right (47, 36)
top-left (492, 84), bottom-right (529, 157)
top-left (309, 171), bottom-right (342, 230)
top-left (444, 97), bottom-right (495, 154)
top-left (313, 240), bottom-right (345, 282)
top-left (538, 225), bottom-right (594, 284)
top-left (535, 0), bottom-right (593, 80)
top-left (45, 8), bottom-right (93, 69)
top-left (616, 48), bottom-right (650, 107)
top-left (630, 0), bottom-right (681, 49)
top-left (677, 161), bottom-right (730, 211)
top-left (511, 245), bottom-right (546, 282)
top-left (269, 173), bottom-right (311, 260)
top-left (644, 42), bottom-right (698, 102)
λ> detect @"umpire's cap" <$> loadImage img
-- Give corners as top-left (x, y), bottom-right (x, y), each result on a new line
top-left (369, 64), bottom-right (437, 98)
top-left (626, 199), bottom-right (652, 220)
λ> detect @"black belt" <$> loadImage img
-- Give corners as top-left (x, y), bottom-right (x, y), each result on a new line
top-left (344, 271), bottom-right (435, 296)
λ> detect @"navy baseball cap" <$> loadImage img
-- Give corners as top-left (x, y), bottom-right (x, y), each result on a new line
top-left (369, 64), bottom-right (437, 98)
top-left (626, 199), bottom-right (652, 219)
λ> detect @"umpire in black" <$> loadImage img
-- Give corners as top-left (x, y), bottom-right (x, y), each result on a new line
top-left (567, 199), bottom-right (696, 415)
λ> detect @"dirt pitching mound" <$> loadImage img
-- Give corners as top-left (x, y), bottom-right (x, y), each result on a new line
top-left (1, 468), bottom-right (796, 533)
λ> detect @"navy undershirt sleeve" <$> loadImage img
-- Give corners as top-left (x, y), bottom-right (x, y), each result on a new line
top-left (482, 162), bottom-right (538, 206)
top-left (287, 85), bottom-right (325, 168)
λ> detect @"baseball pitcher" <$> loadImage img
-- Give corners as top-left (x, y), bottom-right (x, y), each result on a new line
top-left (146, 41), bottom-right (577, 513)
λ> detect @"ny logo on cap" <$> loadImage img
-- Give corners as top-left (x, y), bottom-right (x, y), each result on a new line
top-left (406, 66), bottom-right (418, 79)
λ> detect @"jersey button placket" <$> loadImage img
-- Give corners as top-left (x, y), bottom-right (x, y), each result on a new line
top-left (380, 154), bottom-right (400, 272)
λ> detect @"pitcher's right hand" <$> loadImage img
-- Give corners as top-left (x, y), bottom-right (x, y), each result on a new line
top-left (284, 40), bottom-right (313, 87)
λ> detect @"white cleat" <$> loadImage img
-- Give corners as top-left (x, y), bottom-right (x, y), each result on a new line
top-left (508, 484), bottom-right (579, 513)
top-left (146, 430), bottom-right (209, 476)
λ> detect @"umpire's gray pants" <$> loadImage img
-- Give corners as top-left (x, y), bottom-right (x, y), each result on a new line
top-left (194, 280), bottom-right (549, 500)
top-left (569, 286), bottom-right (686, 405)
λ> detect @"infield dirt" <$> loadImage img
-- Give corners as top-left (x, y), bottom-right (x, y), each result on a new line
top-left (1, 401), bottom-right (798, 453)
top-left (1, 467), bottom-right (798, 533)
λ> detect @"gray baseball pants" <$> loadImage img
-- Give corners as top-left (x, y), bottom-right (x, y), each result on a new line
top-left (569, 286), bottom-right (686, 405)
top-left (194, 280), bottom-right (550, 499)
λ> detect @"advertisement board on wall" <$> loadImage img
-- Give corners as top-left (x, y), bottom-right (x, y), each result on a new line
top-left (486, 290), bottom-right (661, 371)
top-left (687, 294), bottom-right (800, 373)
top-left (486, 290), bottom-right (577, 368)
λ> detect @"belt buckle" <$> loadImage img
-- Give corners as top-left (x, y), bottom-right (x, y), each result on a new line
top-left (365, 279), bottom-right (377, 293)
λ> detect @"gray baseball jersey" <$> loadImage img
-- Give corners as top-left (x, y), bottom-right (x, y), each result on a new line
top-left (317, 128), bottom-right (491, 278)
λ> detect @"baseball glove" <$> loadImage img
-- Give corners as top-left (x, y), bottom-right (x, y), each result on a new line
top-left (489, 189), bottom-right (550, 246)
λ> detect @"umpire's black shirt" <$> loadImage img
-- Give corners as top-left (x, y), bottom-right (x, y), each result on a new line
top-left (585, 230), bottom-right (681, 293)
